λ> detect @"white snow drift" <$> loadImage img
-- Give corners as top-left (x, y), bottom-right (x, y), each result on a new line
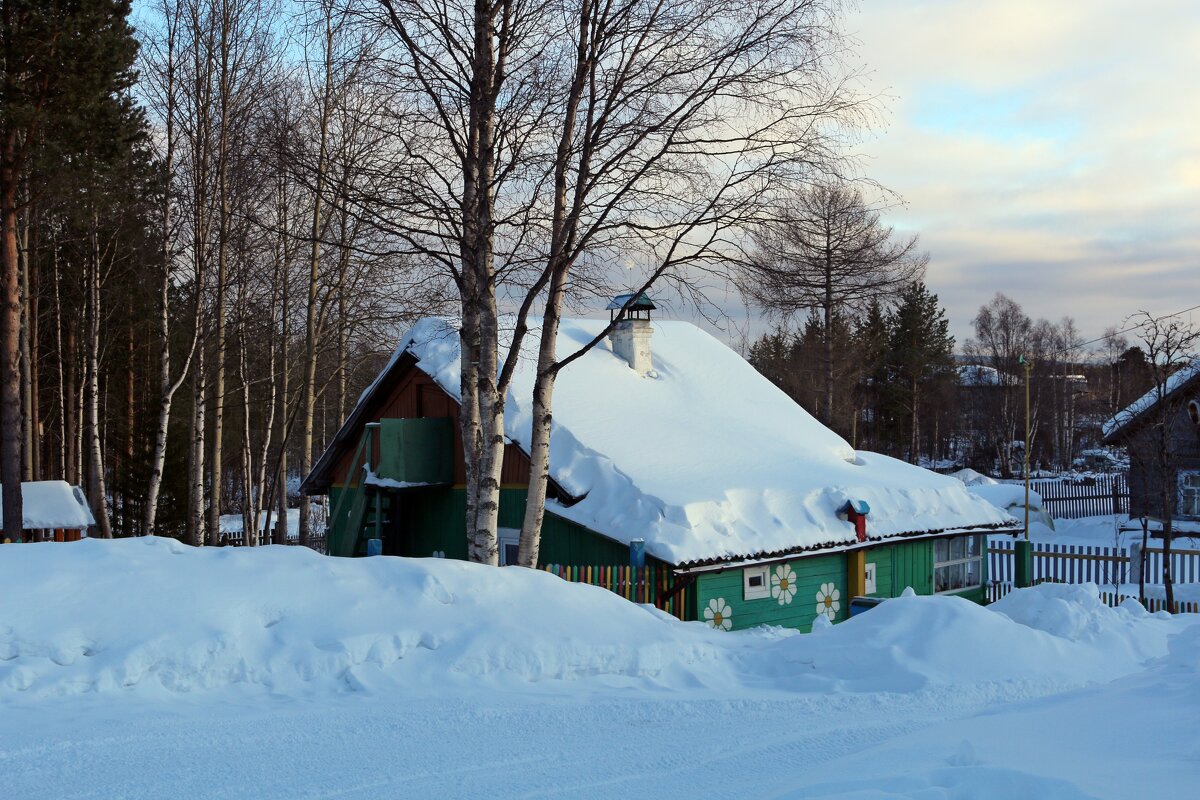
top-left (1, 538), bottom-right (1189, 701)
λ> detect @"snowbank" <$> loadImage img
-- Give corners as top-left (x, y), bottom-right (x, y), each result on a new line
top-left (3, 540), bottom-right (1194, 702)
top-left (376, 318), bottom-right (1015, 565)
top-left (0, 538), bottom-right (733, 698)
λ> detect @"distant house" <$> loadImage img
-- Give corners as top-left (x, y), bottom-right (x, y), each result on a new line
top-left (303, 305), bottom-right (1017, 632)
top-left (1103, 360), bottom-right (1200, 525)
top-left (0, 481), bottom-right (95, 543)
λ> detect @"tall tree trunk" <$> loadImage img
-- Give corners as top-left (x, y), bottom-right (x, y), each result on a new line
top-left (18, 198), bottom-right (33, 484)
top-left (0, 133), bottom-right (23, 542)
top-left (85, 221), bottom-right (112, 538)
top-left (822, 248), bottom-right (834, 427)
top-left (299, 39), bottom-right (334, 550)
top-left (209, 152), bottom-right (230, 543)
top-left (516, 283), bottom-right (563, 568)
top-left (187, 342), bottom-right (207, 546)
top-left (52, 237), bottom-right (66, 481)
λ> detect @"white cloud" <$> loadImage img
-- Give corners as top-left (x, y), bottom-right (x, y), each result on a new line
top-left (848, 0), bottom-right (1200, 342)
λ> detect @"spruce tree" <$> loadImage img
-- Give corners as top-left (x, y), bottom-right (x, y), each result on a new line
top-left (887, 281), bottom-right (956, 463)
top-left (852, 298), bottom-right (891, 451)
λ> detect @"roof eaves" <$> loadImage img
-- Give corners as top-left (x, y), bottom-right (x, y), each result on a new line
top-left (673, 521), bottom-right (1020, 572)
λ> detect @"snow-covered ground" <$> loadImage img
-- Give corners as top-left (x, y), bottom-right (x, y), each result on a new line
top-left (3, 538), bottom-right (1199, 798)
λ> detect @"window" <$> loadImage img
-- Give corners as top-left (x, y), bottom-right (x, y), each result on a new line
top-left (1181, 474), bottom-right (1200, 517)
top-left (934, 534), bottom-right (983, 593)
top-left (498, 527), bottom-right (521, 566)
top-left (744, 565), bottom-right (770, 600)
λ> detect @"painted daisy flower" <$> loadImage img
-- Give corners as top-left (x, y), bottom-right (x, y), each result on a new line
top-left (771, 565), bottom-right (798, 605)
top-left (815, 582), bottom-right (840, 621)
top-left (704, 598), bottom-right (733, 631)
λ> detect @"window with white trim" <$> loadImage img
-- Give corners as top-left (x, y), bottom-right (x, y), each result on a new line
top-left (933, 534), bottom-right (984, 593)
top-left (1181, 473), bottom-right (1200, 517)
top-left (498, 527), bottom-right (521, 566)
top-left (744, 565), bottom-right (770, 600)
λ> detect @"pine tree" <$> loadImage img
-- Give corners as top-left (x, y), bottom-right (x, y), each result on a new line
top-left (887, 282), bottom-right (956, 463)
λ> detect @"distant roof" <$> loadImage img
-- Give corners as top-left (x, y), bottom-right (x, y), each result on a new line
top-left (0, 481), bottom-right (95, 530)
top-left (1102, 359), bottom-right (1200, 443)
top-left (325, 318), bottom-right (1015, 566)
top-left (606, 293), bottom-right (656, 312)
top-left (958, 364), bottom-right (1002, 386)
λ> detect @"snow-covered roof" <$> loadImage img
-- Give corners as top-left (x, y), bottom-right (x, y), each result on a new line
top-left (370, 318), bottom-right (1015, 566)
top-left (0, 481), bottom-right (95, 530)
top-left (1102, 359), bottom-right (1200, 442)
top-left (957, 364), bottom-right (1002, 386)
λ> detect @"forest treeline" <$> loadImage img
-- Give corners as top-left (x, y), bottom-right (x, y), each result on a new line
top-left (748, 290), bottom-right (1158, 476)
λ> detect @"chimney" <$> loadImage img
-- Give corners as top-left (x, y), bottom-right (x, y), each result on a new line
top-left (607, 293), bottom-right (656, 377)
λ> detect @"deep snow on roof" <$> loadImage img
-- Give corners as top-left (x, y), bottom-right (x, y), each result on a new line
top-left (0, 481), bottom-right (95, 530)
top-left (1102, 359), bottom-right (1200, 441)
top-left (386, 318), bottom-right (1015, 565)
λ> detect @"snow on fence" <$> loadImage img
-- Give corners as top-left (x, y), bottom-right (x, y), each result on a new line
top-left (540, 563), bottom-right (692, 621)
top-left (986, 581), bottom-right (1200, 614)
top-left (1030, 474), bottom-right (1128, 519)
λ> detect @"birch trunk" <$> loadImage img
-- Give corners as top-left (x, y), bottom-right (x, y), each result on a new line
top-left (187, 341), bottom-right (207, 546)
top-left (298, 20), bottom-right (335, 549)
top-left (209, 112), bottom-right (231, 544)
top-left (144, 18), bottom-right (196, 537)
top-left (237, 321), bottom-right (255, 545)
top-left (85, 222), bottom-right (112, 538)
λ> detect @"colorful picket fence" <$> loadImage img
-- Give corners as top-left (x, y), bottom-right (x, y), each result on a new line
top-left (540, 563), bottom-right (692, 621)
top-left (1028, 475), bottom-right (1128, 519)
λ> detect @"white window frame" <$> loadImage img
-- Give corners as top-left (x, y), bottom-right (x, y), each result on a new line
top-left (498, 527), bottom-right (521, 566)
top-left (1180, 472), bottom-right (1200, 518)
top-left (933, 534), bottom-right (984, 595)
top-left (744, 565), bottom-right (770, 600)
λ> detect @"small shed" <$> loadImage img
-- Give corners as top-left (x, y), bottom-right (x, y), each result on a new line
top-left (0, 481), bottom-right (95, 543)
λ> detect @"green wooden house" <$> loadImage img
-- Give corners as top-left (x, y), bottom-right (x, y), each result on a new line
top-left (302, 311), bottom-right (1018, 632)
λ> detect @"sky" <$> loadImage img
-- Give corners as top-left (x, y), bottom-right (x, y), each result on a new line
top-left (842, 0), bottom-right (1200, 345)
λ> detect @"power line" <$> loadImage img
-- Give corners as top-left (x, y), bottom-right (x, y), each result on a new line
top-left (1047, 302), bottom-right (1200, 359)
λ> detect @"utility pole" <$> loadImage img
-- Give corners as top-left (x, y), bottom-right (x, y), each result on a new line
top-left (1021, 354), bottom-right (1032, 541)
top-left (1015, 354), bottom-right (1034, 588)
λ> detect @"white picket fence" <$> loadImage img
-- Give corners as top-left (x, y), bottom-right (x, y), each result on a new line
top-left (988, 539), bottom-right (1200, 589)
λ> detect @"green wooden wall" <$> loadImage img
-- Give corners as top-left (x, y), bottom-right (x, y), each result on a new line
top-left (357, 486), bottom-right (648, 568)
top-left (694, 536), bottom-right (989, 633)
